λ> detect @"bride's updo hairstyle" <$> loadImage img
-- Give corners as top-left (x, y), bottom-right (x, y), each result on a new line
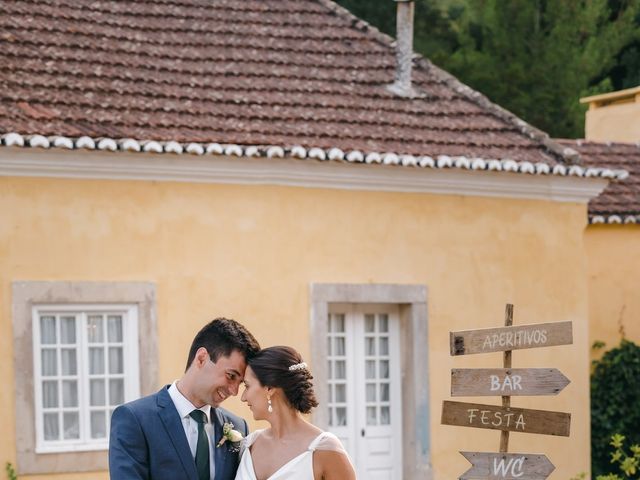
top-left (249, 346), bottom-right (319, 414)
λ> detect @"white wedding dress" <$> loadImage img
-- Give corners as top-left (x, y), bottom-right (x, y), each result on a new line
top-left (234, 429), bottom-right (350, 480)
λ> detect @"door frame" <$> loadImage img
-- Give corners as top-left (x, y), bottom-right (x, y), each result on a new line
top-left (310, 283), bottom-right (432, 480)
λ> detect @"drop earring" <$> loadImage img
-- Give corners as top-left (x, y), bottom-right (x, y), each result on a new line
top-left (267, 395), bottom-right (273, 413)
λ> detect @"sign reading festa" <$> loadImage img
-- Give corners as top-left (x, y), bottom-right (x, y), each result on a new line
top-left (441, 305), bottom-right (573, 479)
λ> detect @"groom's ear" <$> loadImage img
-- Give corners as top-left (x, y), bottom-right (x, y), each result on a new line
top-left (194, 347), bottom-right (210, 367)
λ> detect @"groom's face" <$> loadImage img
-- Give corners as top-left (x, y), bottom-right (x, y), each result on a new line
top-left (197, 348), bottom-right (247, 407)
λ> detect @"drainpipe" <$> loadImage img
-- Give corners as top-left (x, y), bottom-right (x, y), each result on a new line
top-left (387, 0), bottom-right (422, 98)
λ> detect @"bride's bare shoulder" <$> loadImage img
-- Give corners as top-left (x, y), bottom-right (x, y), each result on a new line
top-left (312, 448), bottom-right (356, 480)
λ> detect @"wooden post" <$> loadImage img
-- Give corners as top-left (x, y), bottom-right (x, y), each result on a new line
top-left (500, 303), bottom-right (513, 453)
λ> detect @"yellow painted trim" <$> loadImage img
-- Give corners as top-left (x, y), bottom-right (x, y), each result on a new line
top-left (580, 85), bottom-right (640, 105)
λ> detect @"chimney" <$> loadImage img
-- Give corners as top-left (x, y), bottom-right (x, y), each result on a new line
top-left (388, 0), bottom-right (423, 98)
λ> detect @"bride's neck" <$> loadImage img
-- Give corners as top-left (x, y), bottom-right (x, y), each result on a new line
top-left (268, 407), bottom-right (305, 439)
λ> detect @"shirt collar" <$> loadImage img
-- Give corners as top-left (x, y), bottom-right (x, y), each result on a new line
top-left (168, 380), bottom-right (212, 422)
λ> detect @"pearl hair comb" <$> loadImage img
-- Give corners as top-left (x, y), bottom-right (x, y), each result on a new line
top-left (288, 362), bottom-right (308, 371)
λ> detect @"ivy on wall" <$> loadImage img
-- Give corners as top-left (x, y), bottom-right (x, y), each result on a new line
top-left (591, 339), bottom-right (640, 477)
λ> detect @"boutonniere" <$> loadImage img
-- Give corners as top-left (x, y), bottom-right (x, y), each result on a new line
top-left (216, 422), bottom-right (243, 452)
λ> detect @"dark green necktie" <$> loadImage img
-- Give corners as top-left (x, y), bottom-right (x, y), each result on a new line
top-left (189, 409), bottom-right (210, 480)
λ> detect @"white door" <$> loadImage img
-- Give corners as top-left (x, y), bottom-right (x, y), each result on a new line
top-left (326, 304), bottom-right (402, 479)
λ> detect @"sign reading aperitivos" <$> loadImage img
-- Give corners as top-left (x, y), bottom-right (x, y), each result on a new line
top-left (450, 321), bottom-right (573, 356)
top-left (451, 368), bottom-right (570, 396)
top-left (441, 401), bottom-right (571, 437)
top-left (460, 451), bottom-right (555, 480)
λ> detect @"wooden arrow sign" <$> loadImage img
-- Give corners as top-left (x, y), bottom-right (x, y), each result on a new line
top-left (450, 321), bottom-right (572, 356)
top-left (460, 451), bottom-right (555, 479)
top-left (451, 368), bottom-right (570, 396)
top-left (441, 401), bottom-right (571, 436)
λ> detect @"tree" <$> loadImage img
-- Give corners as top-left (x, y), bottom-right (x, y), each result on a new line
top-left (591, 339), bottom-right (640, 477)
top-left (336, 0), bottom-right (640, 138)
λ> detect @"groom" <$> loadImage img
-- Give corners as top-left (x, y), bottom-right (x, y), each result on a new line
top-left (109, 317), bottom-right (260, 480)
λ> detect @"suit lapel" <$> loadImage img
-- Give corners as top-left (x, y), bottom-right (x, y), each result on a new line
top-left (212, 408), bottom-right (228, 480)
top-left (157, 387), bottom-right (198, 480)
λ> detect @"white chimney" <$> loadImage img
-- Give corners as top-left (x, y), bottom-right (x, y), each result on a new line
top-left (387, 0), bottom-right (422, 98)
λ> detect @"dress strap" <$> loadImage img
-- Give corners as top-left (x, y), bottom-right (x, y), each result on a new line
top-left (307, 431), bottom-right (335, 451)
top-left (241, 429), bottom-right (264, 453)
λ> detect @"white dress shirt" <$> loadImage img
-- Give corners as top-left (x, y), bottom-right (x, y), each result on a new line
top-left (168, 381), bottom-right (215, 479)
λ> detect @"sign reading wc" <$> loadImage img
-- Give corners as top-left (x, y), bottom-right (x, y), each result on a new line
top-left (460, 452), bottom-right (555, 480)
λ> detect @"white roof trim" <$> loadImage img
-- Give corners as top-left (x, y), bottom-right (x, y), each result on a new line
top-left (0, 146), bottom-right (609, 204)
top-left (589, 214), bottom-right (639, 225)
top-left (0, 133), bottom-right (628, 180)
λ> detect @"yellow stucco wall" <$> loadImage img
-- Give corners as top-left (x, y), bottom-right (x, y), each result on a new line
top-left (0, 175), bottom-right (593, 479)
top-left (585, 225), bottom-right (640, 358)
top-left (584, 100), bottom-right (640, 142)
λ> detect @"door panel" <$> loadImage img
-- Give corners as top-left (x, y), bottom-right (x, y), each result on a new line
top-left (327, 305), bottom-right (402, 479)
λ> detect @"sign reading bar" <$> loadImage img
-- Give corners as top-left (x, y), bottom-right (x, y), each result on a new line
top-left (460, 451), bottom-right (555, 480)
top-left (451, 368), bottom-right (570, 396)
top-left (441, 401), bottom-right (571, 436)
top-left (450, 321), bottom-right (573, 356)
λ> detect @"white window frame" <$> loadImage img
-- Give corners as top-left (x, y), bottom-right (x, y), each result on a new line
top-left (32, 304), bottom-right (140, 454)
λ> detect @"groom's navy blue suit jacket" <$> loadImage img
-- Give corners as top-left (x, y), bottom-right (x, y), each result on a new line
top-left (109, 386), bottom-right (247, 480)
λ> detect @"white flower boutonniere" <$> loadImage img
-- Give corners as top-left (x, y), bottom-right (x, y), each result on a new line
top-left (216, 422), bottom-right (243, 452)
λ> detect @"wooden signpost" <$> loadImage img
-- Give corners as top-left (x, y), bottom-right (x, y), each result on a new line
top-left (442, 401), bottom-right (571, 436)
top-left (460, 452), bottom-right (555, 480)
top-left (441, 304), bottom-right (573, 479)
top-left (450, 321), bottom-right (573, 356)
top-left (451, 368), bottom-right (570, 396)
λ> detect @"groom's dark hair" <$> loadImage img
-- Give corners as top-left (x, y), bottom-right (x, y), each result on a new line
top-left (185, 317), bottom-right (260, 371)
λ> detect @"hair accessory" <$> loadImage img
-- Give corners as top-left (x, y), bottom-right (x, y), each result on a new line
top-left (288, 362), bottom-right (307, 372)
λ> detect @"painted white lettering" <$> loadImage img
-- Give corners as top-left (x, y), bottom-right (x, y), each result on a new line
top-left (480, 410), bottom-right (490, 425)
top-left (491, 411), bottom-right (502, 427)
top-left (493, 457), bottom-right (526, 477)
top-left (503, 375), bottom-right (513, 391)
top-left (493, 457), bottom-right (511, 476)
top-left (467, 408), bottom-right (478, 423)
top-left (505, 331), bottom-right (514, 347)
top-left (512, 375), bottom-right (522, 390)
top-left (515, 413), bottom-right (526, 430)
top-left (489, 374), bottom-right (523, 392)
top-left (525, 330), bottom-right (534, 345)
top-left (483, 336), bottom-right (492, 350)
top-left (502, 412), bottom-right (514, 426)
top-left (512, 457), bottom-right (525, 477)
top-left (540, 329), bottom-right (547, 343)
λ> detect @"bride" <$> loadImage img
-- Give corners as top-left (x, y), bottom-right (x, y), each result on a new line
top-left (234, 346), bottom-right (356, 480)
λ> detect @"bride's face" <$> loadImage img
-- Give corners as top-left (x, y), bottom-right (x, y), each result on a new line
top-left (240, 366), bottom-right (270, 420)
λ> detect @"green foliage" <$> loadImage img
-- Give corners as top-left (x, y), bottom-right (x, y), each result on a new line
top-left (591, 340), bottom-right (640, 477)
top-left (335, 0), bottom-right (640, 138)
top-left (5, 463), bottom-right (17, 480)
top-left (591, 434), bottom-right (640, 479)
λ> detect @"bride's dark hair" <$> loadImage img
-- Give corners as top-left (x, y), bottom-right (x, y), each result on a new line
top-left (248, 346), bottom-right (319, 414)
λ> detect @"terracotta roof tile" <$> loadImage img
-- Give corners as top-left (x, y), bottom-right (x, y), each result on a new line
top-left (0, 0), bottom-right (592, 164)
top-left (557, 140), bottom-right (640, 221)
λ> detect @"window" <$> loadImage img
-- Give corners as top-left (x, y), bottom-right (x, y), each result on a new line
top-left (33, 305), bottom-right (140, 453)
top-left (12, 281), bottom-right (156, 475)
